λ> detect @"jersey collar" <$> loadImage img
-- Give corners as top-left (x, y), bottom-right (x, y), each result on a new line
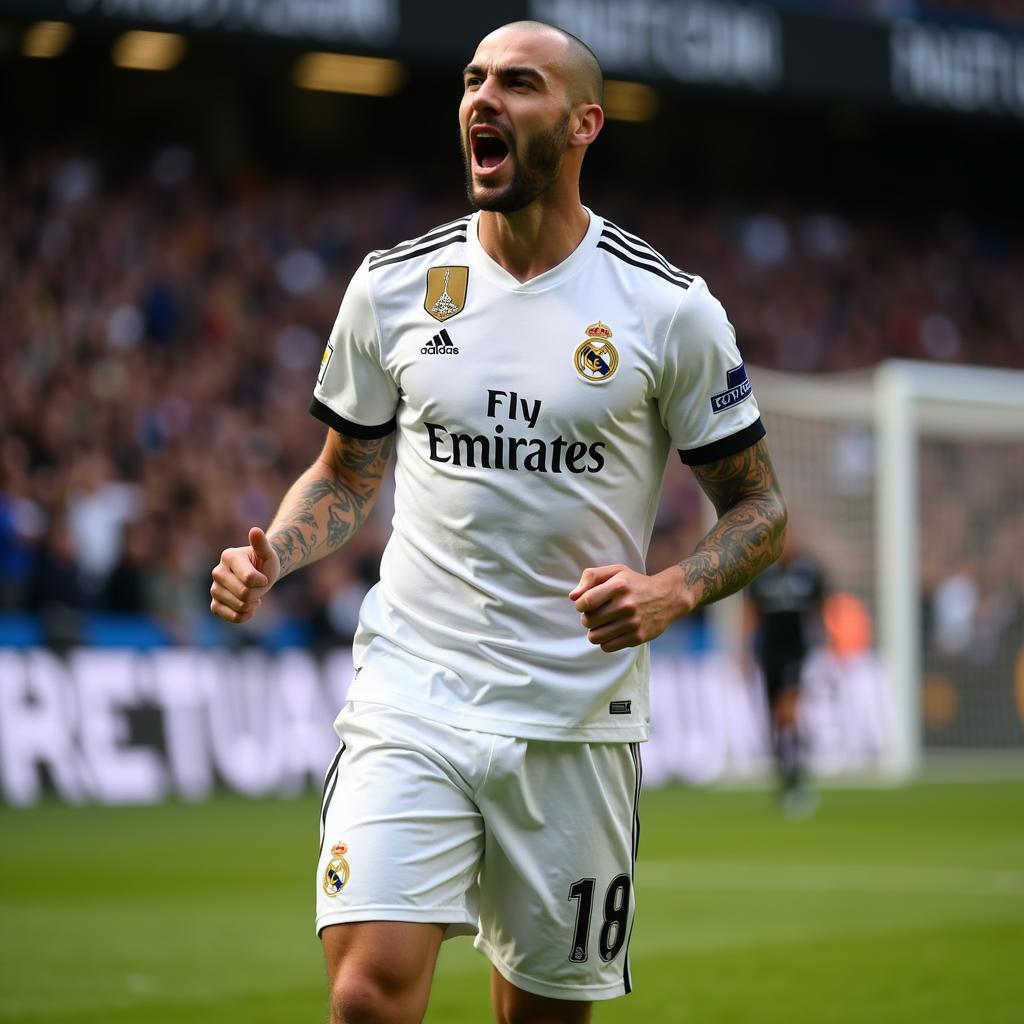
top-left (466, 207), bottom-right (603, 292)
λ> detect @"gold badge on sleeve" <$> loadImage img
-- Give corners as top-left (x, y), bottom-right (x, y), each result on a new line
top-left (323, 841), bottom-right (351, 896)
top-left (574, 321), bottom-right (619, 383)
top-left (317, 338), bottom-right (334, 385)
top-left (425, 266), bottom-right (469, 322)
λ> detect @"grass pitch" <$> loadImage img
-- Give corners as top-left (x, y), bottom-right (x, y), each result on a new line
top-left (1, 781), bottom-right (1021, 1023)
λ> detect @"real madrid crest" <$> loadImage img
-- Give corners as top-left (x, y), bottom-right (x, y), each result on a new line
top-left (322, 841), bottom-right (351, 897)
top-left (574, 321), bottom-right (619, 383)
top-left (425, 266), bottom-right (469, 322)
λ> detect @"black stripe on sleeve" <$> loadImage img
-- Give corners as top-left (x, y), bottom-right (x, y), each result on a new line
top-left (309, 397), bottom-right (396, 439)
top-left (368, 233), bottom-right (467, 271)
top-left (597, 241), bottom-right (691, 290)
top-left (368, 216), bottom-right (471, 266)
top-left (678, 417), bottom-right (766, 466)
top-left (601, 224), bottom-right (693, 283)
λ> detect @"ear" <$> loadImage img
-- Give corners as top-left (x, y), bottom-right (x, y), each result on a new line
top-left (569, 103), bottom-right (604, 148)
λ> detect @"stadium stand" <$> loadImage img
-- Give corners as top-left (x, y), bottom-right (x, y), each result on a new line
top-left (1, 150), bottom-right (1021, 658)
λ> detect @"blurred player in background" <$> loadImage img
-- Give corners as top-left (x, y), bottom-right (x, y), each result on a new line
top-left (211, 20), bottom-right (786, 1024)
top-left (746, 532), bottom-right (827, 816)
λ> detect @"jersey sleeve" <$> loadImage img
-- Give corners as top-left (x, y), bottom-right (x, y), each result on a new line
top-left (310, 257), bottom-right (398, 438)
top-left (658, 277), bottom-right (765, 465)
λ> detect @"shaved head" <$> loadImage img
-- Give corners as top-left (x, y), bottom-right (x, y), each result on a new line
top-left (485, 20), bottom-right (603, 106)
top-left (460, 20), bottom-right (605, 213)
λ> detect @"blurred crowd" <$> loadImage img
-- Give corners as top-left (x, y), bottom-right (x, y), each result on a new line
top-left (588, 188), bottom-right (1024, 374)
top-left (779, 0), bottom-right (1024, 25)
top-left (1, 150), bottom-right (1022, 648)
top-left (911, 0), bottom-right (1024, 23)
top-left (920, 441), bottom-right (1024, 668)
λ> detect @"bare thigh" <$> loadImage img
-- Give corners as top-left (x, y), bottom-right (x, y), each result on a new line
top-left (491, 969), bottom-right (592, 1024)
top-left (323, 921), bottom-right (445, 1024)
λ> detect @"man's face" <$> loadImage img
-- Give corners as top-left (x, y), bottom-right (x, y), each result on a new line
top-left (459, 29), bottom-right (572, 213)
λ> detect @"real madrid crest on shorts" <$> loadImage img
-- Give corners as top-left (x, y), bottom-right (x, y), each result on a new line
top-left (425, 266), bottom-right (469, 323)
top-left (574, 321), bottom-right (619, 383)
top-left (322, 841), bottom-right (351, 897)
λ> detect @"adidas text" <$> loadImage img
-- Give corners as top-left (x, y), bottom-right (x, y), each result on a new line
top-left (422, 328), bottom-right (459, 355)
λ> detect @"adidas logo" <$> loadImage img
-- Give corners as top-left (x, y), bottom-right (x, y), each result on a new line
top-left (421, 328), bottom-right (459, 355)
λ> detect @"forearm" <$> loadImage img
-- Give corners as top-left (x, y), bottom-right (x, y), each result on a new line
top-left (268, 434), bottom-right (393, 579)
top-left (680, 438), bottom-right (788, 612)
top-left (678, 491), bottom-right (787, 610)
top-left (572, 438), bottom-right (785, 652)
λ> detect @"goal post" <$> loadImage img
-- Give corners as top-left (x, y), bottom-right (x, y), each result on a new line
top-left (732, 359), bottom-right (1024, 781)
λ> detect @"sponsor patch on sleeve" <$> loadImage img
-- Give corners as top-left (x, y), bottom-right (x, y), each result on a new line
top-left (710, 363), bottom-right (751, 414)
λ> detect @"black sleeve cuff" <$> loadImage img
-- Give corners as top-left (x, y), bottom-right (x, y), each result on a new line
top-left (678, 417), bottom-right (766, 466)
top-left (309, 397), bottom-right (396, 439)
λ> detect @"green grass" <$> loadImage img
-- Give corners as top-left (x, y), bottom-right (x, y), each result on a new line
top-left (1, 783), bottom-right (1022, 1022)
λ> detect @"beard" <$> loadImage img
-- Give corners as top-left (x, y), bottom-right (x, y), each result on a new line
top-left (461, 113), bottom-right (570, 213)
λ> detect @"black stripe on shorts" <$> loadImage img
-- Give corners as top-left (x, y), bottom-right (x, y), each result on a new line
top-left (318, 743), bottom-right (346, 859)
top-left (623, 742), bottom-right (643, 994)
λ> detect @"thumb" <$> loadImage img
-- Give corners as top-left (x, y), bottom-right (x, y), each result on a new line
top-left (248, 527), bottom-right (276, 568)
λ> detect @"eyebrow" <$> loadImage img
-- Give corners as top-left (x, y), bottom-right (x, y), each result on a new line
top-left (463, 63), bottom-right (546, 85)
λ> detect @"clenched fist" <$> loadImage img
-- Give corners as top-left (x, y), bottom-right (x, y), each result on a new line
top-left (570, 563), bottom-right (693, 653)
top-left (210, 527), bottom-right (281, 624)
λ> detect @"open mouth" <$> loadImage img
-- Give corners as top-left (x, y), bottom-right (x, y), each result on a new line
top-left (471, 127), bottom-right (511, 174)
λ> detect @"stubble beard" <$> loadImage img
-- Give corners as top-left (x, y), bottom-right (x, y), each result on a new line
top-left (461, 113), bottom-right (571, 213)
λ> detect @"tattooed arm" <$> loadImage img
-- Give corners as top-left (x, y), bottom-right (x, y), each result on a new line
top-left (571, 438), bottom-right (786, 653)
top-left (680, 438), bottom-right (787, 608)
top-left (209, 429), bottom-right (394, 624)
top-left (268, 428), bottom-right (394, 578)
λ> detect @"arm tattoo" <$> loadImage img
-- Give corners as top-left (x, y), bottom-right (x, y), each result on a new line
top-left (270, 433), bottom-right (394, 577)
top-left (681, 439), bottom-right (787, 608)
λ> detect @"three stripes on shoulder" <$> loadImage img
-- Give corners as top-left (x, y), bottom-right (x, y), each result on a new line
top-left (367, 215), bottom-right (694, 291)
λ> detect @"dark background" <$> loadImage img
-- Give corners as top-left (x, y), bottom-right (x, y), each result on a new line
top-left (1, 0), bottom-right (1022, 217)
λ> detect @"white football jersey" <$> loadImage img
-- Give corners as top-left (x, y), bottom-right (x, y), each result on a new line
top-left (311, 210), bottom-right (764, 741)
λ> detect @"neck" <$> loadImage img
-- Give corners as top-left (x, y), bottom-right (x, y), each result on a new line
top-left (476, 189), bottom-right (590, 283)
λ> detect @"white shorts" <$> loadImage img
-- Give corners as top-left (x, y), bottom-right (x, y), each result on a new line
top-left (316, 701), bottom-right (642, 1002)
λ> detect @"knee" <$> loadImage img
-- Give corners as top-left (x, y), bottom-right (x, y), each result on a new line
top-left (329, 968), bottom-right (422, 1024)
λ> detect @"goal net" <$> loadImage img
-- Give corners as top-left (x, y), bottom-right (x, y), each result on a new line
top-left (747, 360), bottom-right (1024, 779)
